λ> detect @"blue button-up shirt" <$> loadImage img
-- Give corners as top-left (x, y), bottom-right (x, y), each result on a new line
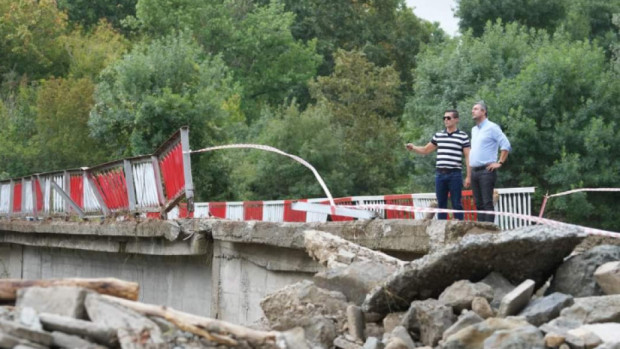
top-left (469, 119), bottom-right (511, 167)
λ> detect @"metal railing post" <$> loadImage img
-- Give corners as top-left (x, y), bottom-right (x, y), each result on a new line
top-left (8, 179), bottom-right (14, 217)
top-left (85, 170), bottom-right (110, 216)
top-left (123, 160), bottom-right (137, 212)
top-left (180, 127), bottom-right (195, 213)
top-left (31, 176), bottom-right (38, 219)
top-left (151, 156), bottom-right (165, 206)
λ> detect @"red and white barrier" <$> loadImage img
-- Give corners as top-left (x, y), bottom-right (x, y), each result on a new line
top-left (0, 127), bottom-right (194, 219)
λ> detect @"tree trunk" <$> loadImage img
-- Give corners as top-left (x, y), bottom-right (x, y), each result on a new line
top-left (0, 278), bottom-right (139, 301)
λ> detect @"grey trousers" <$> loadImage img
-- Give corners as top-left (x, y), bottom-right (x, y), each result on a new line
top-left (471, 168), bottom-right (497, 223)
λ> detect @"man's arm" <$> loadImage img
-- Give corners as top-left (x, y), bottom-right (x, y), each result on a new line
top-left (463, 147), bottom-right (471, 188)
top-left (406, 142), bottom-right (437, 155)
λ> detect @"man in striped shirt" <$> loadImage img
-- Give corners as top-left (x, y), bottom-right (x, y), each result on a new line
top-left (406, 109), bottom-right (471, 220)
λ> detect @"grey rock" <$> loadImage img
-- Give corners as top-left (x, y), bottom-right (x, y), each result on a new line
top-left (260, 280), bottom-right (347, 348)
top-left (498, 279), bottom-right (535, 317)
top-left (582, 323), bottom-right (620, 344)
top-left (382, 312), bottom-right (405, 334)
top-left (559, 295), bottom-right (620, 324)
top-left (39, 312), bottom-right (118, 346)
top-left (364, 322), bottom-right (384, 339)
top-left (280, 327), bottom-right (311, 349)
top-left (595, 342), bottom-right (620, 349)
top-left (51, 331), bottom-right (104, 349)
top-left (595, 262), bottom-right (620, 295)
top-left (519, 292), bottom-right (574, 326)
top-left (384, 337), bottom-right (411, 349)
top-left (0, 333), bottom-right (46, 349)
top-left (363, 226), bottom-right (584, 314)
top-left (483, 324), bottom-right (545, 349)
top-left (18, 307), bottom-right (42, 331)
top-left (0, 319), bottom-right (53, 347)
top-left (348, 305), bottom-right (365, 342)
top-left (471, 297), bottom-right (494, 319)
top-left (480, 272), bottom-right (515, 309)
top-left (438, 280), bottom-right (494, 313)
top-left (85, 293), bottom-right (164, 345)
top-left (567, 327), bottom-right (603, 348)
top-left (363, 337), bottom-right (385, 349)
top-left (442, 311), bottom-right (484, 341)
top-left (334, 335), bottom-right (363, 349)
top-left (390, 326), bottom-right (415, 349)
top-left (400, 299), bottom-right (455, 347)
top-left (16, 286), bottom-right (89, 319)
top-left (442, 317), bottom-right (534, 349)
top-left (314, 260), bottom-right (397, 305)
top-left (550, 245), bottom-right (620, 297)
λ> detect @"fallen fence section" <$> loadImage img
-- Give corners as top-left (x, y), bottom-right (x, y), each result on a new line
top-left (0, 127), bottom-right (194, 219)
top-left (170, 187), bottom-right (535, 231)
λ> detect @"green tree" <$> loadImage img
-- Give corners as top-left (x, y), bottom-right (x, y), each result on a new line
top-left (31, 77), bottom-right (107, 171)
top-left (309, 50), bottom-right (404, 195)
top-left (63, 20), bottom-right (129, 80)
top-left (88, 31), bottom-right (243, 200)
top-left (57, 0), bottom-right (137, 32)
top-left (405, 21), bottom-right (620, 229)
top-left (134, 0), bottom-right (321, 120)
top-left (0, 0), bottom-right (70, 80)
top-left (456, 0), bottom-right (565, 37)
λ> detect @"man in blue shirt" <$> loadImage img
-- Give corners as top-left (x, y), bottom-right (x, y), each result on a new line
top-left (406, 109), bottom-right (471, 220)
top-left (466, 101), bottom-right (511, 223)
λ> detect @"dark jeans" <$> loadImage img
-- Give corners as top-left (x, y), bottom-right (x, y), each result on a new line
top-left (435, 170), bottom-right (464, 220)
top-left (471, 167), bottom-right (497, 223)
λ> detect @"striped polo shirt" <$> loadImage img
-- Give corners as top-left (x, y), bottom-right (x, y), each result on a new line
top-left (431, 129), bottom-right (471, 169)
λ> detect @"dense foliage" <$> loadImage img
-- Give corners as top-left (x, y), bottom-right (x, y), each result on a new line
top-left (0, 0), bottom-right (618, 229)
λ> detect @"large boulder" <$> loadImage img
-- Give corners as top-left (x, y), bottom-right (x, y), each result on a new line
top-left (550, 245), bottom-right (620, 297)
top-left (363, 226), bottom-right (584, 314)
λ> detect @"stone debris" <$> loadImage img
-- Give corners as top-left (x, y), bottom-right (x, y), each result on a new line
top-left (8, 221), bottom-right (620, 349)
top-left (259, 226), bottom-right (620, 348)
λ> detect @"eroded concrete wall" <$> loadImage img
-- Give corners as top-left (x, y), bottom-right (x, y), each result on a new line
top-left (5, 245), bottom-right (212, 317)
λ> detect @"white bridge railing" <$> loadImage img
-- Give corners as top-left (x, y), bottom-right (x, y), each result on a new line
top-left (171, 187), bottom-right (536, 230)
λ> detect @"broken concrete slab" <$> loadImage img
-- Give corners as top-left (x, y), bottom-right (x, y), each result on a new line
top-left (314, 261), bottom-right (398, 305)
top-left (497, 279), bottom-right (536, 317)
top-left (17, 286), bottom-right (88, 319)
top-left (50, 331), bottom-right (105, 349)
top-left (209, 219), bottom-right (498, 256)
top-left (363, 225), bottom-right (585, 314)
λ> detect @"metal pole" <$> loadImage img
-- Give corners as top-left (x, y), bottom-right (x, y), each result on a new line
top-left (123, 160), bottom-right (136, 212)
top-left (180, 127), bottom-right (195, 213)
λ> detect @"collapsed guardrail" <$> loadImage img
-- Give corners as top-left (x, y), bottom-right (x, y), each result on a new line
top-left (0, 127), bottom-right (194, 219)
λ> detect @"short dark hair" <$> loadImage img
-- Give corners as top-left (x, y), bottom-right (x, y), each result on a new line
top-left (444, 109), bottom-right (459, 118)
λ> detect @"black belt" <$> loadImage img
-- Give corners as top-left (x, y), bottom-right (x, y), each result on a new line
top-left (436, 168), bottom-right (461, 174)
top-left (472, 165), bottom-right (489, 171)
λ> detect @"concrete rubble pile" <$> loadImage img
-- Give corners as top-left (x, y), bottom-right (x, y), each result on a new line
top-left (259, 224), bottom-right (620, 349)
top-left (0, 285), bottom-right (287, 349)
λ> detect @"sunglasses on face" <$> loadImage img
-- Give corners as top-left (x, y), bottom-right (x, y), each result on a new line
top-left (443, 116), bottom-right (453, 120)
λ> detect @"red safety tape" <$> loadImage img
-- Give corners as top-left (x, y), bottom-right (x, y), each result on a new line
top-left (343, 204), bottom-right (620, 239)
